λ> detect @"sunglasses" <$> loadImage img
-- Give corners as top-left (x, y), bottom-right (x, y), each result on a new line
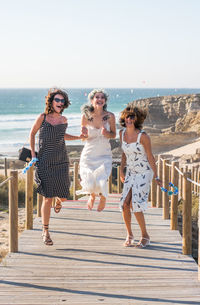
top-left (126, 114), bottom-right (135, 120)
top-left (54, 98), bottom-right (65, 104)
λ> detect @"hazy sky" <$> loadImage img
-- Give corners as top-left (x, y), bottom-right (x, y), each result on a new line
top-left (0, 0), bottom-right (200, 88)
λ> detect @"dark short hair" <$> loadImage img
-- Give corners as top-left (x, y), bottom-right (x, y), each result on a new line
top-left (119, 105), bottom-right (147, 130)
top-left (45, 88), bottom-right (71, 114)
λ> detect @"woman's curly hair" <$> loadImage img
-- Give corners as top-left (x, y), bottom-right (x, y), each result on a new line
top-left (119, 105), bottom-right (147, 130)
top-left (44, 88), bottom-right (71, 114)
top-left (81, 89), bottom-right (109, 118)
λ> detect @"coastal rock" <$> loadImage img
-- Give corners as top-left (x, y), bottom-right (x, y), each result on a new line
top-left (128, 93), bottom-right (200, 134)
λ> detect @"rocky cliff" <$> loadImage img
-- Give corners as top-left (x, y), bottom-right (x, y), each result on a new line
top-left (128, 93), bottom-right (200, 134)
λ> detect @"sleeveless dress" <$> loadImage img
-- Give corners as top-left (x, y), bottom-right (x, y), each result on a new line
top-left (76, 122), bottom-right (112, 198)
top-left (120, 129), bottom-right (153, 212)
top-left (35, 115), bottom-right (70, 198)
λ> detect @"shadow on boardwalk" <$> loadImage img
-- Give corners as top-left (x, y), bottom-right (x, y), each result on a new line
top-left (0, 194), bottom-right (200, 305)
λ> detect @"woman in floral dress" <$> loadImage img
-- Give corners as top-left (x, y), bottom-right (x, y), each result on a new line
top-left (119, 106), bottom-right (162, 247)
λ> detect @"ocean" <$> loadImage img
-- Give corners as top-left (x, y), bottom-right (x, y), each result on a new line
top-left (0, 88), bottom-right (200, 155)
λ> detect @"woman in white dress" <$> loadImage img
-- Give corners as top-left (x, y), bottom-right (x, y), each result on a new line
top-left (119, 106), bottom-right (162, 248)
top-left (77, 89), bottom-right (116, 211)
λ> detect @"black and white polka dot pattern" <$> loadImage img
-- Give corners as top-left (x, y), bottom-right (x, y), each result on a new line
top-left (35, 115), bottom-right (70, 198)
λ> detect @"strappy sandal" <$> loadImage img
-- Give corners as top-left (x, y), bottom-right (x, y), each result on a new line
top-left (42, 225), bottom-right (53, 246)
top-left (123, 235), bottom-right (134, 247)
top-left (54, 198), bottom-right (62, 213)
top-left (136, 237), bottom-right (150, 248)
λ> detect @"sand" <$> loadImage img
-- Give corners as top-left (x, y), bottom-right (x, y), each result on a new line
top-left (163, 137), bottom-right (200, 157)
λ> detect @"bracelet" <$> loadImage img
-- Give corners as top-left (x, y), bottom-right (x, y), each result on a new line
top-left (155, 177), bottom-right (160, 181)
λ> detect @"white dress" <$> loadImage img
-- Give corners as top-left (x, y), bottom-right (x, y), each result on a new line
top-left (77, 122), bottom-right (112, 198)
top-left (120, 129), bottom-right (153, 212)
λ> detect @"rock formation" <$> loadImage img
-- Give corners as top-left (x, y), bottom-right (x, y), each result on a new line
top-left (128, 93), bottom-right (200, 134)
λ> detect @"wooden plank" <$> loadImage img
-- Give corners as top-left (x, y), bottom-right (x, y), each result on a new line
top-left (0, 194), bottom-right (200, 304)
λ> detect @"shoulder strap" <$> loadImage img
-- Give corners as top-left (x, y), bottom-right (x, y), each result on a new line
top-left (137, 130), bottom-right (144, 143)
top-left (43, 113), bottom-right (46, 122)
top-left (122, 128), bottom-right (126, 142)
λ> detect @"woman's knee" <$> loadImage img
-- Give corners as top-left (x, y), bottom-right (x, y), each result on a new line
top-left (123, 200), bottom-right (131, 210)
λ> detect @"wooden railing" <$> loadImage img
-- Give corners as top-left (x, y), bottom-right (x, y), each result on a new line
top-left (0, 157), bottom-right (200, 280)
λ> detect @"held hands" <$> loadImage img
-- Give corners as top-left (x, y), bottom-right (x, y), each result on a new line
top-left (155, 177), bottom-right (162, 187)
top-left (80, 126), bottom-right (88, 140)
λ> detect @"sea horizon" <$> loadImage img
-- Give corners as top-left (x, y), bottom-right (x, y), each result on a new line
top-left (0, 87), bottom-right (200, 156)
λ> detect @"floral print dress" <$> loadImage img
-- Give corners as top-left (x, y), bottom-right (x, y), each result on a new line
top-left (120, 129), bottom-right (153, 212)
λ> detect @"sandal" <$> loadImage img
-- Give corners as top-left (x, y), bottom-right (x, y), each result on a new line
top-left (123, 235), bottom-right (134, 247)
top-left (42, 225), bottom-right (53, 246)
top-left (136, 237), bottom-right (150, 248)
top-left (54, 198), bottom-right (62, 213)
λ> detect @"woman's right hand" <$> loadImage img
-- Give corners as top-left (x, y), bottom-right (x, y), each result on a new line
top-left (120, 171), bottom-right (125, 183)
top-left (81, 126), bottom-right (88, 137)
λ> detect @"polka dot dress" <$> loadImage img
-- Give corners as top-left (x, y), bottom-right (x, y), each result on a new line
top-left (35, 115), bottom-right (70, 198)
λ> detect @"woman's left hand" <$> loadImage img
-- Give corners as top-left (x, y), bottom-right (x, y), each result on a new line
top-left (101, 126), bottom-right (108, 137)
top-left (155, 178), bottom-right (162, 187)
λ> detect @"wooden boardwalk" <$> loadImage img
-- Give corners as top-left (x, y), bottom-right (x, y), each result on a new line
top-left (0, 194), bottom-right (200, 305)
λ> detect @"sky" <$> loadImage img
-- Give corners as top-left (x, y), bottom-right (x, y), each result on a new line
top-left (0, 0), bottom-right (200, 88)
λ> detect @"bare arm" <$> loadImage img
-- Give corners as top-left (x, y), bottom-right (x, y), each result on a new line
top-left (119, 129), bottom-right (126, 183)
top-left (29, 114), bottom-right (44, 158)
top-left (64, 133), bottom-right (85, 141)
top-left (141, 133), bottom-right (162, 186)
top-left (101, 113), bottom-right (116, 139)
top-left (80, 114), bottom-right (88, 140)
top-left (63, 115), bottom-right (86, 141)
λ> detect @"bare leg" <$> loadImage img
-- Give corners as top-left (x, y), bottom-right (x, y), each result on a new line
top-left (97, 195), bottom-right (106, 212)
top-left (87, 193), bottom-right (96, 210)
top-left (122, 189), bottom-right (134, 246)
top-left (41, 197), bottom-right (53, 245)
top-left (134, 211), bottom-right (150, 247)
top-left (54, 197), bottom-right (67, 213)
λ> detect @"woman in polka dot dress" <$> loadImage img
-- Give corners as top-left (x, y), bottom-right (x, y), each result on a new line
top-left (30, 88), bottom-right (85, 246)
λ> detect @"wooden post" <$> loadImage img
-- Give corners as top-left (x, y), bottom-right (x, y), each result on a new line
top-left (37, 193), bottom-right (43, 217)
top-left (109, 173), bottom-right (112, 194)
top-left (181, 167), bottom-right (184, 200)
top-left (198, 170), bottom-right (200, 196)
top-left (178, 167), bottom-right (183, 201)
top-left (156, 155), bottom-right (162, 207)
top-left (198, 194), bottom-right (200, 281)
top-left (151, 177), bottom-right (157, 207)
top-left (73, 162), bottom-right (78, 200)
top-left (182, 172), bottom-right (192, 255)
top-left (193, 167), bottom-right (197, 194)
top-left (9, 170), bottom-right (18, 253)
top-left (171, 161), bottom-right (179, 230)
top-left (4, 158), bottom-right (8, 177)
top-left (52, 197), bottom-right (56, 208)
top-left (117, 165), bottom-right (122, 193)
top-left (25, 165), bottom-right (34, 230)
top-left (195, 166), bottom-right (199, 194)
top-left (192, 166), bottom-right (195, 193)
top-left (162, 159), bottom-right (170, 219)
